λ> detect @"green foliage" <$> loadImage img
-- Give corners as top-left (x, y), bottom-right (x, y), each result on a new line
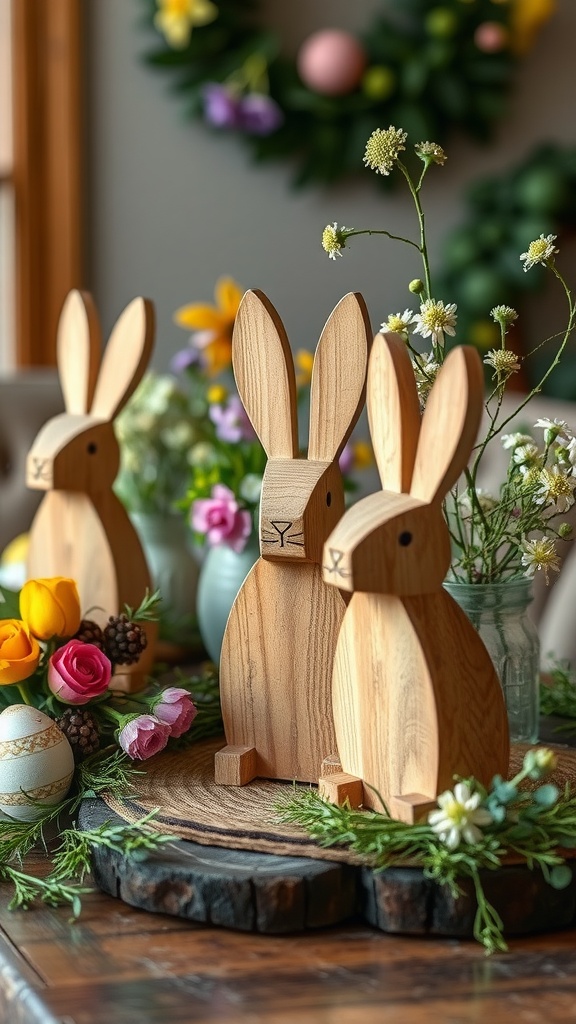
top-left (277, 749), bottom-right (576, 955)
top-left (439, 144), bottom-right (576, 397)
top-left (540, 665), bottom-right (576, 724)
top-left (137, 0), bottom-right (524, 188)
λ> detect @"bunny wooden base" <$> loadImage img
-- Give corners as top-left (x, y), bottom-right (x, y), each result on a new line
top-left (318, 590), bottom-right (510, 824)
top-left (215, 559), bottom-right (345, 784)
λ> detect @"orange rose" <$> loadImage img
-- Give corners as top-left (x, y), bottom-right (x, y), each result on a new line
top-left (0, 619), bottom-right (41, 685)
top-left (20, 577), bottom-right (81, 640)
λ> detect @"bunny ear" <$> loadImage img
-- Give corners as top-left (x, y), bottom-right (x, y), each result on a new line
top-left (307, 292), bottom-right (372, 463)
top-left (90, 298), bottom-right (155, 420)
top-left (232, 289), bottom-right (299, 458)
top-left (57, 290), bottom-right (101, 414)
top-left (368, 332), bottom-right (421, 492)
top-left (410, 345), bottom-right (484, 504)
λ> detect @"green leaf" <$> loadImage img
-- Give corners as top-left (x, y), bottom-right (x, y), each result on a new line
top-left (0, 585), bottom-right (20, 618)
top-left (549, 864), bottom-right (573, 890)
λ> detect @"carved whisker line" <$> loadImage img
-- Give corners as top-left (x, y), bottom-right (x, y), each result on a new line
top-left (287, 540), bottom-right (305, 547)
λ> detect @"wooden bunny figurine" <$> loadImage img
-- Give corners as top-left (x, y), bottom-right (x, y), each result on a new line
top-left (320, 331), bottom-right (510, 823)
top-left (26, 290), bottom-right (157, 691)
top-left (214, 289), bottom-right (371, 786)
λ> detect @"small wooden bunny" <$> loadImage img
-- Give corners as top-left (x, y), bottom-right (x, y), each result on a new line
top-left (214, 289), bottom-right (371, 786)
top-left (319, 331), bottom-right (510, 823)
top-left (26, 290), bottom-right (157, 691)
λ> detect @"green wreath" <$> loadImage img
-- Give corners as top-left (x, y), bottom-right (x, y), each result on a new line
top-left (138, 0), bottom-right (553, 188)
top-left (439, 142), bottom-right (576, 397)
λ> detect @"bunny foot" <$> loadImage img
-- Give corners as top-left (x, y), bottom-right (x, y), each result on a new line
top-left (319, 772), bottom-right (363, 808)
top-left (387, 793), bottom-right (438, 825)
top-left (214, 745), bottom-right (257, 786)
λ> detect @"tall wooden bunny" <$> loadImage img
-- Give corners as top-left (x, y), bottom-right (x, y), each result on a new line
top-left (26, 290), bottom-right (157, 692)
top-left (320, 331), bottom-right (510, 823)
top-left (214, 289), bottom-right (371, 786)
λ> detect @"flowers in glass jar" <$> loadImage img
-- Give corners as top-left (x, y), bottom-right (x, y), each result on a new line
top-left (321, 126), bottom-right (576, 583)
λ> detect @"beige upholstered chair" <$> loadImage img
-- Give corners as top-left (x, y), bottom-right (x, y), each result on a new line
top-left (0, 371), bottom-right (63, 555)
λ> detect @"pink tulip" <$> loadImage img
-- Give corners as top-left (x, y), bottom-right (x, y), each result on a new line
top-left (153, 687), bottom-right (198, 738)
top-left (118, 715), bottom-right (171, 760)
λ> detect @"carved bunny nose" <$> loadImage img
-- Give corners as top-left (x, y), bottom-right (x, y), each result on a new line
top-left (26, 455), bottom-right (52, 490)
top-left (261, 518), bottom-right (306, 559)
top-left (323, 547), bottom-right (351, 582)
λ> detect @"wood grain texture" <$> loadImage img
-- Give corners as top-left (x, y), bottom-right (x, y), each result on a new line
top-left (331, 589), bottom-right (509, 820)
top-left (232, 290), bottom-right (299, 459)
top-left (57, 290), bottom-right (101, 414)
top-left (25, 291), bottom-right (157, 691)
top-left (260, 459), bottom-right (344, 564)
top-left (410, 345), bottom-right (484, 504)
top-left (308, 292), bottom-right (371, 463)
top-left (219, 560), bottom-right (344, 782)
top-left (368, 332), bottom-right (421, 492)
top-left (5, 830), bottom-right (576, 1024)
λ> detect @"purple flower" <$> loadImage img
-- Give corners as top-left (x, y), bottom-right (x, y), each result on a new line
top-left (192, 483), bottom-right (252, 552)
top-left (203, 83), bottom-right (242, 129)
top-left (209, 394), bottom-right (256, 443)
top-left (339, 443), bottom-right (354, 475)
top-left (153, 687), bottom-right (198, 738)
top-left (238, 93), bottom-right (284, 136)
top-left (170, 347), bottom-right (201, 374)
top-left (118, 714), bottom-right (171, 760)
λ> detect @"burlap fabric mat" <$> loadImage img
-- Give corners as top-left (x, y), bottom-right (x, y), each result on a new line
top-left (101, 737), bottom-right (576, 864)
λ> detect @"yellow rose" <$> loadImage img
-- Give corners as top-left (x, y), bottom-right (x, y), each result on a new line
top-left (0, 619), bottom-right (40, 685)
top-left (20, 577), bottom-right (82, 640)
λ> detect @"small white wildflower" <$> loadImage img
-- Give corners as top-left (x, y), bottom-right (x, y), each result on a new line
top-left (490, 305), bottom-right (519, 329)
top-left (512, 442), bottom-right (540, 468)
top-left (534, 417), bottom-right (568, 445)
top-left (501, 432), bottom-right (535, 450)
top-left (483, 348), bottom-right (520, 377)
top-left (412, 352), bottom-right (440, 403)
top-left (363, 126), bottom-right (407, 175)
top-left (414, 140), bottom-right (446, 166)
top-left (380, 309), bottom-right (415, 336)
top-left (457, 489), bottom-right (498, 517)
top-left (520, 233), bottom-right (558, 271)
top-left (188, 441), bottom-right (217, 467)
top-left (412, 299), bottom-right (457, 346)
top-left (520, 536), bottom-right (561, 582)
top-left (534, 465), bottom-right (576, 513)
top-left (563, 437), bottom-right (576, 468)
top-left (428, 782), bottom-right (493, 850)
top-left (322, 222), bottom-right (350, 260)
top-left (239, 473), bottom-right (263, 504)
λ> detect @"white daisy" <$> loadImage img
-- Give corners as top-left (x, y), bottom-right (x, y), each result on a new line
top-left (428, 782), bottom-right (493, 850)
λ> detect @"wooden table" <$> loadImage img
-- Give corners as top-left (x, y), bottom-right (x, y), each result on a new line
top-left (1, 849), bottom-right (576, 1024)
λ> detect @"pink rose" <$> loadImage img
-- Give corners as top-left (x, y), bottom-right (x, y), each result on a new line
top-left (48, 639), bottom-right (112, 704)
top-left (153, 687), bottom-right (198, 738)
top-left (192, 483), bottom-right (252, 552)
top-left (118, 714), bottom-right (171, 760)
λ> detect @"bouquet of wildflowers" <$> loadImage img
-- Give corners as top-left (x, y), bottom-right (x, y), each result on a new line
top-left (171, 277), bottom-right (373, 554)
top-left (322, 126), bottom-right (576, 584)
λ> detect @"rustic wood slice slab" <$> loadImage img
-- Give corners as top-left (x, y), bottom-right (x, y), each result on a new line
top-left (79, 736), bottom-right (576, 939)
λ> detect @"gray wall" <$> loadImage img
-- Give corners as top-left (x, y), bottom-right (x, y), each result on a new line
top-left (86, 0), bottom-right (576, 370)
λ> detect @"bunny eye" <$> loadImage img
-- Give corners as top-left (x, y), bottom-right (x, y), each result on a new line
top-left (326, 491), bottom-right (332, 507)
top-left (87, 442), bottom-right (98, 455)
top-left (398, 531), bottom-right (413, 547)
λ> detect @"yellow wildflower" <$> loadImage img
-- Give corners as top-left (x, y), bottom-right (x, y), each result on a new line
top-left (174, 276), bottom-right (243, 377)
top-left (206, 384), bottom-right (228, 405)
top-left (510, 0), bottom-right (556, 55)
top-left (154, 0), bottom-right (218, 49)
top-left (295, 350), bottom-right (314, 388)
top-left (351, 441), bottom-right (374, 470)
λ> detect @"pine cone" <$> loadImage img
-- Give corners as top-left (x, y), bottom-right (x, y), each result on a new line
top-left (57, 709), bottom-right (100, 763)
top-left (74, 618), bottom-right (105, 650)
top-left (103, 614), bottom-right (147, 666)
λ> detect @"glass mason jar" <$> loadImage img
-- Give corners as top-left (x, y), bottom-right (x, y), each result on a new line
top-left (443, 579), bottom-right (540, 744)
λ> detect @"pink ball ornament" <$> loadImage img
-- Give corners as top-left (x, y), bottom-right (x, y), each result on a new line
top-left (297, 29), bottom-right (367, 97)
top-left (474, 21), bottom-right (509, 53)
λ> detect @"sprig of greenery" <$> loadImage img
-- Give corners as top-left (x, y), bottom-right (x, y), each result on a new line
top-left (276, 751), bottom-right (576, 955)
top-left (124, 588), bottom-right (162, 622)
top-left (540, 665), bottom-right (576, 723)
top-left (50, 811), bottom-right (173, 885)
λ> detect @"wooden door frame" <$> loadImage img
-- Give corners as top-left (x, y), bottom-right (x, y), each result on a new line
top-left (12, 0), bottom-right (83, 366)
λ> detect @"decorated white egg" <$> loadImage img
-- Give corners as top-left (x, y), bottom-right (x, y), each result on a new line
top-left (0, 705), bottom-right (75, 821)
